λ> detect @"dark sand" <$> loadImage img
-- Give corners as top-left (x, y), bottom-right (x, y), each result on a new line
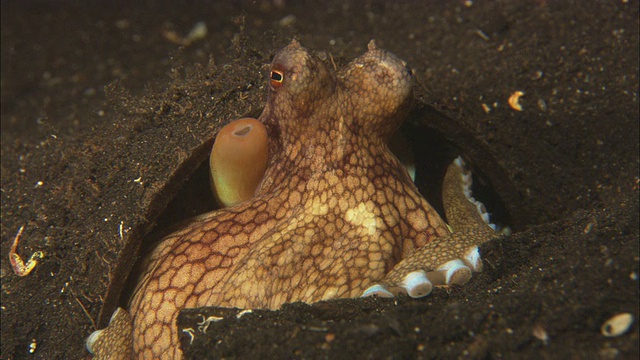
top-left (1, 1), bottom-right (638, 359)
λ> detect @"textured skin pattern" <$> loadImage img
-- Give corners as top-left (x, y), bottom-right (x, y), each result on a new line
top-left (376, 158), bottom-right (497, 289)
top-left (88, 40), bottom-right (501, 359)
top-left (129, 40), bottom-right (450, 358)
top-left (128, 40), bottom-right (449, 359)
top-left (86, 308), bottom-right (133, 360)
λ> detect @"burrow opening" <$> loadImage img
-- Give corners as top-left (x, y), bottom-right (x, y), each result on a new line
top-left (116, 104), bottom-right (524, 311)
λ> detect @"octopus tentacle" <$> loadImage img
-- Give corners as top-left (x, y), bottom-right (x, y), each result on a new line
top-left (86, 308), bottom-right (133, 360)
top-left (362, 156), bottom-right (499, 298)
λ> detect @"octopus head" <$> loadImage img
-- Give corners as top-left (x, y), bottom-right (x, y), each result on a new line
top-left (340, 40), bottom-right (413, 139)
top-left (265, 39), bottom-right (336, 127)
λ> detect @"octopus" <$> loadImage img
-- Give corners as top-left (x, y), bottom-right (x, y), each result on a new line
top-left (86, 40), bottom-right (499, 359)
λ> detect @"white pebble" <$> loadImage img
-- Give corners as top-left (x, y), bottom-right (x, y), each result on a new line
top-left (601, 313), bottom-right (634, 337)
top-left (186, 22), bottom-right (207, 43)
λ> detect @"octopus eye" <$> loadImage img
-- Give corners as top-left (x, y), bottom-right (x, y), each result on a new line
top-left (270, 70), bottom-right (284, 89)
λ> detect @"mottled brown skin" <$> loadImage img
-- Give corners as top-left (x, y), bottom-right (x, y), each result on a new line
top-left (86, 309), bottom-right (133, 359)
top-left (129, 39), bottom-right (448, 359)
top-left (377, 158), bottom-right (497, 290)
top-left (88, 40), bottom-right (498, 359)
